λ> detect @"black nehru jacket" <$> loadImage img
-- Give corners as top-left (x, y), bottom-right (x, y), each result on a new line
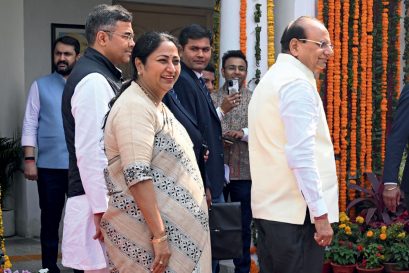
top-left (62, 47), bottom-right (122, 198)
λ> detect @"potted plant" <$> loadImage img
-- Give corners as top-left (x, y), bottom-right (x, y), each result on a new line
top-left (386, 242), bottom-right (409, 272)
top-left (329, 213), bottom-right (360, 273)
top-left (0, 135), bottom-right (22, 206)
top-left (0, 135), bottom-right (22, 237)
top-left (356, 243), bottom-right (384, 273)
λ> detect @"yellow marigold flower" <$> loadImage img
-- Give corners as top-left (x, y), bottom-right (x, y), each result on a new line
top-left (381, 226), bottom-right (387, 233)
top-left (380, 255), bottom-right (385, 260)
top-left (367, 230), bottom-right (374, 237)
top-left (339, 224), bottom-right (346, 229)
top-left (4, 255), bottom-right (12, 268)
top-left (345, 226), bottom-right (351, 233)
top-left (379, 233), bottom-right (387, 240)
top-left (398, 232), bottom-right (406, 239)
top-left (346, 231), bottom-right (352, 235)
top-left (356, 216), bottom-right (364, 224)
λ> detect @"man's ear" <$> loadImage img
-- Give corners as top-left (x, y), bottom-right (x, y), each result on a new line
top-left (95, 31), bottom-right (110, 47)
top-left (289, 38), bottom-right (300, 57)
top-left (221, 67), bottom-right (226, 78)
top-left (75, 54), bottom-right (81, 61)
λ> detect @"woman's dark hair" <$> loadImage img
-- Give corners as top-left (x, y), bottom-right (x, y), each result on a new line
top-left (103, 32), bottom-right (180, 129)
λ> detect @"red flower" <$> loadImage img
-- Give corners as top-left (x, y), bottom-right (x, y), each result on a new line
top-left (357, 245), bottom-right (364, 252)
top-left (377, 245), bottom-right (383, 251)
top-left (376, 253), bottom-right (381, 257)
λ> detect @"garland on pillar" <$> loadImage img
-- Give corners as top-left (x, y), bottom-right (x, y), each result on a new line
top-left (380, 1), bottom-right (389, 165)
top-left (340, 0), bottom-right (350, 213)
top-left (254, 3), bottom-right (262, 84)
top-left (359, 0), bottom-right (368, 189)
top-left (366, 0), bottom-right (374, 175)
top-left (267, 0), bottom-right (275, 67)
top-left (240, 0), bottom-right (247, 55)
top-left (404, 0), bottom-right (409, 84)
top-left (212, 0), bottom-right (221, 89)
top-left (318, 0), bottom-right (402, 207)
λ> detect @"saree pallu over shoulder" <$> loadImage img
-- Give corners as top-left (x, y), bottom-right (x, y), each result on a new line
top-left (101, 82), bottom-right (211, 273)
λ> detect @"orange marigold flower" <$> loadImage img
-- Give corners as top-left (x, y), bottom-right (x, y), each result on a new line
top-left (379, 233), bottom-right (387, 240)
top-left (367, 230), bottom-right (374, 237)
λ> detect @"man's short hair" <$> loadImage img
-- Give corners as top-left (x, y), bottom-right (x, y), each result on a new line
top-left (280, 16), bottom-right (324, 53)
top-left (52, 36), bottom-right (80, 55)
top-left (178, 24), bottom-right (213, 47)
top-left (85, 4), bottom-right (132, 45)
top-left (221, 50), bottom-right (248, 69)
top-left (204, 63), bottom-right (215, 73)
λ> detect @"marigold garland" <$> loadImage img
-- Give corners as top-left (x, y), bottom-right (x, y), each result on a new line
top-left (267, 0), bottom-right (275, 67)
top-left (212, 0), bottom-right (221, 89)
top-left (396, 2), bottom-right (401, 98)
top-left (403, 0), bottom-right (409, 84)
top-left (318, 0), bottom-right (403, 208)
top-left (326, 0), bottom-right (335, 139)
top-left (240, 0), bottom-right (247, 55)
top-left (380, 2), bottom-right (389, 164)
top-left (0, 185), bottom-right (11, 270)
top-left (360, 0), bottom-right (369, 190)
top-left (340, 0), bottom-right (350, 212)
top-left (366, 0), bottom-right (374, 174)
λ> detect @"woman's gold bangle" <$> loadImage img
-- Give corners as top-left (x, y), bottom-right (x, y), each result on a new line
top-left (152, 234), bottom-right (167, 244)
top-left (385, 186), bottom-right (398, 191)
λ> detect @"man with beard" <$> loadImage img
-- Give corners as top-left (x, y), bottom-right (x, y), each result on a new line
top-left (22, 36), bottom-right (81, 273)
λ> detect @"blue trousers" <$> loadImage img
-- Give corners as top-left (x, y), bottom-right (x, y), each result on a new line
top-left (37, 168), bottom-right (68, 273)
top-left (224, 180), bottom-right (252, 273)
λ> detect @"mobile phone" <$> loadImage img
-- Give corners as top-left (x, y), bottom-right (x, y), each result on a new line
top-left (227, 79), bottom-right (239, 95)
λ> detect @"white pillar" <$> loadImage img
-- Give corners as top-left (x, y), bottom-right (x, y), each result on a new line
top-left (294, 0), bottom-right (316, 18)
top-left (219, 0), bottom-right (241, 87)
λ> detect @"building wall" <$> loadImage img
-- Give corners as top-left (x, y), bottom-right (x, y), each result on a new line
top-left (0, 0), bottom-right (25, 137)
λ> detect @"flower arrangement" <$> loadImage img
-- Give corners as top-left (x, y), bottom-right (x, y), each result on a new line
top-left (328, 212), bottom-right (360, 265)
top-left (329, 211), bottom-right (409, 272)
top-left (357, 243), bottom-right (384, 269)
top-left (381, 222), bottom-right (409, 271)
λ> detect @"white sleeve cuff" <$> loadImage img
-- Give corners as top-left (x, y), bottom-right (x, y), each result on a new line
top-left (21, 135), bottom-right (37, 147)
top-left (241, 128), bottom-right (249, 142)
top-left (216, 107), bottom-right (225, 120)
top-left (308, 198), bottom-right (328, 218)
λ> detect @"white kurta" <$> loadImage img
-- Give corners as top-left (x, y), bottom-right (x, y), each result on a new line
top-left (62, 73), bottom-right (114, 270)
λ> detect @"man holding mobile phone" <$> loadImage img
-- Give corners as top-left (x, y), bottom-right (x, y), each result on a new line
top-left (212, 50), bottom-right (252, 273)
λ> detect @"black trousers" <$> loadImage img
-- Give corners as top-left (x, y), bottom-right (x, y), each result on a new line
top-left (37, 168), bottom-right (68, 273)
top-left (254, 213), bottom-right (324, 273)
top-left (224, 180), bottom-right (252, 273)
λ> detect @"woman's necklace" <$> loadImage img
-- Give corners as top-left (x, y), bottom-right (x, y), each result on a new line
top-left (136, 81), bottom-right (161, 106)
top-left (136, 81), bottom-right (173, 133)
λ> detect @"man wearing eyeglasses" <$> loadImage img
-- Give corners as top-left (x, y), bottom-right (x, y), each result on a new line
top-left (61, 4), bottom-right (134, 273)
top-left (248, 16), bottom-right (339, 273)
